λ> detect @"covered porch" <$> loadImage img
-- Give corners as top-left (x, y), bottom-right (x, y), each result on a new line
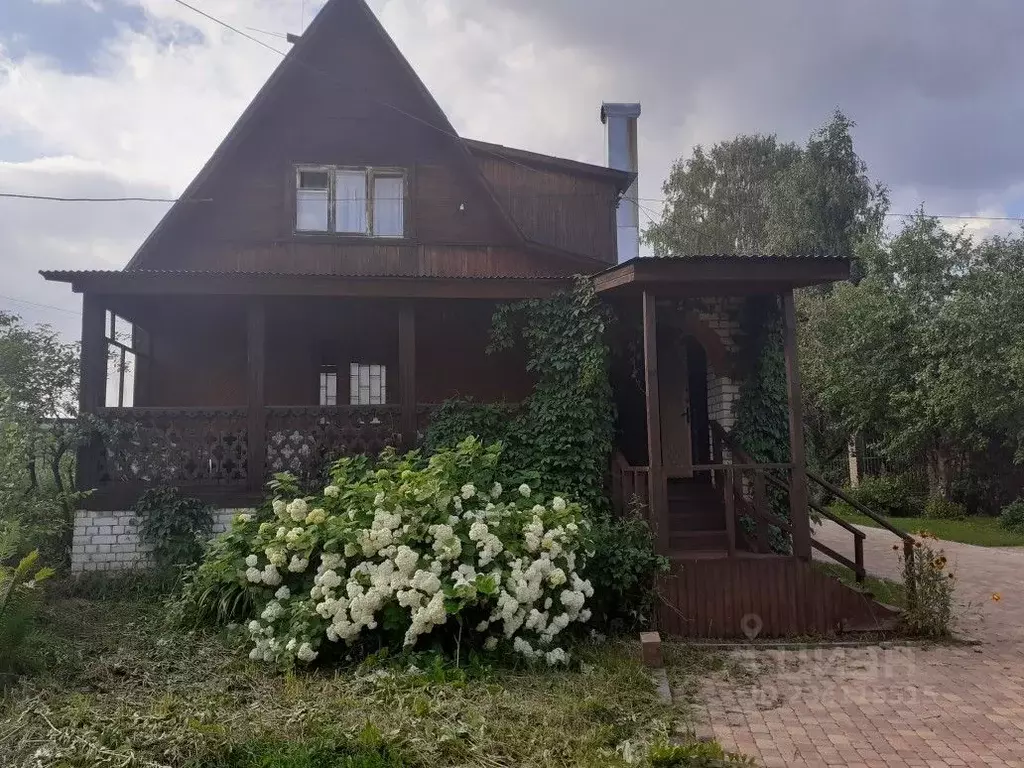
top-left (43, 270), bottom-right (567, 511)
top-left (596, 255), bottom-right (896, 637)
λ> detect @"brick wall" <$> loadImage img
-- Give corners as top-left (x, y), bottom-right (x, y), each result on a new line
top-left (70, 508), bottom-right (247, 573)
top-left (697, 298), bottom-right (743, 433)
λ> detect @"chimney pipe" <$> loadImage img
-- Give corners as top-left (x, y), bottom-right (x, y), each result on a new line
top-left (601, 102), bottom-right (641, 263)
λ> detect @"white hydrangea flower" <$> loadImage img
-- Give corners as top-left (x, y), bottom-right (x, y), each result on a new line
top-left (297, 642), bottom-right (318, 662)
top-left (324, 485), bottom-right (340, 497)
top-left (261, 600), bottom-right (284, 622)
top-left (484, 636), bottom-right (498, 650)
top-left (518, 483), bottom-right (531, 497)
top-left (245, 554), bottom-right (259, 568)
top-left (276, 526), bottom-right (288, 540)
top-left (245, 567), bottom-right (261, 583)
top-left (287, 498), bottom-right (309, 522)
top-left (236, 512), bottom-right (254, 523)
top-left (306, 508), bottom-right (327, 525)
top-left (552, 497), bottom-right (567, 512)
top-left (490, 483), bottom-right (503, 499)
top-left (275, 586), bottom-right (291, 600)
top-left (545, 648), bottom-right (568, 666)
top-left (272, 499), bottom-right (287, 516)
top-left (288, 555), bottom-right (309, 573)
top-left (261, 564), bottom-right (282, 586)
top-left (460, 483), bottom-right (476, 500)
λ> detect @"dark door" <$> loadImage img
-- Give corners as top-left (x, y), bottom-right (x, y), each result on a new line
top-left (658, 330), bottom-right (693, 478)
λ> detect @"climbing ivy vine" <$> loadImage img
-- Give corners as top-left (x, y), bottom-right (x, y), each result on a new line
top-left (731, 294), bottom-right (789, 464)
top-left (425, 277), bottom-right (615, 513)
top-left (731, 295), bottom-right (792, 552)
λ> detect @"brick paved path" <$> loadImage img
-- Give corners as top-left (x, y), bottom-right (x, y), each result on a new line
top-left (690, 522), bottom-right (1024, 766)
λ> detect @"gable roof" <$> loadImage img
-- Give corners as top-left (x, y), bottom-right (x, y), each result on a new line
top-left (465, 139), bottom-right (635, 190)
top-left (128, 0), bottom-right (537, 271)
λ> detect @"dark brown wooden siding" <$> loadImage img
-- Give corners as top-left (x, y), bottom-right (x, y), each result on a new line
top-left (475, 156), bottom-right (619, 264)
top-left (132, 296), bottom-right (532, 408)
top-left (159, 243), bottom-right (578, 278)
top-left (128, 0), bottom-right (566, 278)
top-left (656, 557), bottom-right (897, 638)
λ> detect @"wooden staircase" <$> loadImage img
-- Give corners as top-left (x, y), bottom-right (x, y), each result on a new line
top-left (609, 422), bottom-right (918, 639)
top-left (667, 476), bottom-right (730, 553)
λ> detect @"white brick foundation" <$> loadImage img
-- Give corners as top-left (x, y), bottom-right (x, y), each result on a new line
top-left (70, 508), bottom-right (248, 573)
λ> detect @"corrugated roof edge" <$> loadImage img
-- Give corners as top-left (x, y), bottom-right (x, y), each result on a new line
top-left (39, 269), bottom-right (570, 280)
top-left (599, 253), bottom-right (846, 272)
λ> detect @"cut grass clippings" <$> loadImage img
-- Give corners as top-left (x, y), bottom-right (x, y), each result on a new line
top-left (0, 597), bottom-right (699, 768)
top-left (835, 512), bottom-right (1024, 548)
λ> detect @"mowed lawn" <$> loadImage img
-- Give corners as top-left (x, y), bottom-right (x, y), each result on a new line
top-left (838, 512), bottom-right (1024, 547)
top-left (0, 592), bottom-right (710, 768)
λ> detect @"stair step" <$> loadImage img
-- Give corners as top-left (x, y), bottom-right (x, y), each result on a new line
top-left (670, 530), bottom-right (730, 550)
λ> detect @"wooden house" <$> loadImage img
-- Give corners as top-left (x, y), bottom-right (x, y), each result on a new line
top-left (43, 0), bottom-right (897, 637)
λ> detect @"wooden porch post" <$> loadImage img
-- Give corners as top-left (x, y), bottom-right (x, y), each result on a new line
top-left (643, 290), bottom-right (669, 555)
top-left (399, 303), bottom-right (416, 449)
top-left (247, 299), bottom-right (266, 492)
top-left (77, 292), bottom-right (107, 491)
top-left (782, 290), bottom-right (811, 559)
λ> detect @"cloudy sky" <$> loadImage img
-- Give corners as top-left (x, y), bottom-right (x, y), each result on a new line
top-left (3, 0), bottom-right (1024, 340)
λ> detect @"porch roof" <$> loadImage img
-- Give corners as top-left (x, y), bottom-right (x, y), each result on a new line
top-left (39, 269), bottom-right (571, 300)
top-left (593, 254), bottom-right (850, 295)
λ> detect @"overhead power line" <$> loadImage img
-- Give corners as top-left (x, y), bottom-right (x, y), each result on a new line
top-left (0, 192), bottom-right (210, 203)
top-left (0, 294), bottom-right (81, 316)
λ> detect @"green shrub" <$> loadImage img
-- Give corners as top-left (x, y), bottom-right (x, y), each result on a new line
top-left (0, 536), bottom-right (55, 682)
top-left (830, 474), bottom-right (924, 518)
top-left (923, 495), bottom-right (967, 521)
top-left (649, 739), bottom-right (756, 766)
top-left (999, 498), bottom-right (1024, 534)
top-left (170, 508), bottom-right (262, 628)
top-left (136, 487), bottom-right (214, 568)
top-left (422, 399), bottom-right (515, 455)
top-left (586, 506), bottom-right (668, 631)
top-left (179, 438), bottom-right (595, 667)
top-left (900, 534), bottom-right (954, 637)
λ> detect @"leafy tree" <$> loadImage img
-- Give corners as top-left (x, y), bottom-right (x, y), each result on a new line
top-left (645, 110), bottom-right (888, 267)
top-left (0, 312), bottom-right (84, 563)
top-left (645, 135), bottom-right (800, 254)
top-left (767, 110), bottom-right (889, 264)
top-left (800, 215), bottom-right (1024, 501)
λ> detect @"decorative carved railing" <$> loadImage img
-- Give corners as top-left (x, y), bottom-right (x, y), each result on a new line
top-left (95, 407), bottom-right (248, 486)
top-left (265, 405), bottom-right (403, 484)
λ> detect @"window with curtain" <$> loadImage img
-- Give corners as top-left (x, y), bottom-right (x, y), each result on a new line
top-left (295, 166), bottom-right (404, 237)
top-left (319, 366), bottom-right (338, 406)
top-left (349, 363), bottom-right (386, 406)
top-left (296, 170), bottom-right (330, 232)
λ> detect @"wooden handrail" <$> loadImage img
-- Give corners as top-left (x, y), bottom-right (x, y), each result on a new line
top-left (710, 419), bottom-right (869, 583)
top-left (806, 470), bottom-right (914, 542)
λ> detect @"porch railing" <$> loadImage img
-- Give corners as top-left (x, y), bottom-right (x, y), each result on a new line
top-left (92, 407), bottom-right (249, 486)
top-left (609, 421), bottom-right (917, 598)
top-left (85, 404), bottom-right (434, 497)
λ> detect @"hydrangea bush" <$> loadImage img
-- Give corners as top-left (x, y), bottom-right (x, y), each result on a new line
top-left (226, 438), bottom-right (594, 666)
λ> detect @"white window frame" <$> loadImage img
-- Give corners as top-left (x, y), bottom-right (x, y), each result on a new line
top-left (349, 362), bottom-right (387, 406)
top-left (295, 165), bottom-right (405, 238)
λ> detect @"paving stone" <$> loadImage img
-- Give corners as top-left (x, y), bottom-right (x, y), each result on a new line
top-left (684, 522), bottom-right (1024, 765)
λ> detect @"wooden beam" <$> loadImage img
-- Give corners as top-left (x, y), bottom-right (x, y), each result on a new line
top-left (398, 303), bottom-right (416, 449)
top-left (642, 290), bottom-right (669, 555)
top-left (782, 290), bottom-right (811, 559)
top-left (246, 299), bottom-right (267, 493)
top-left (77, 293), bottom-right (107, 491)
top-left (49, 273), bottom-right (572, 300)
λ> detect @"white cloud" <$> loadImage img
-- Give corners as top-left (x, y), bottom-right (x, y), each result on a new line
top-left (2, 0), bottom-right (1023, 339)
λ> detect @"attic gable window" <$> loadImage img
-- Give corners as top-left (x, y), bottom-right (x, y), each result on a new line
top-left (296, 166), bottom-right (404, 237)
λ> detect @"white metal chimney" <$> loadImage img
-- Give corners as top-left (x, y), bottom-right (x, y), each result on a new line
top-left (601, 102), bottom-right (641, 263)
